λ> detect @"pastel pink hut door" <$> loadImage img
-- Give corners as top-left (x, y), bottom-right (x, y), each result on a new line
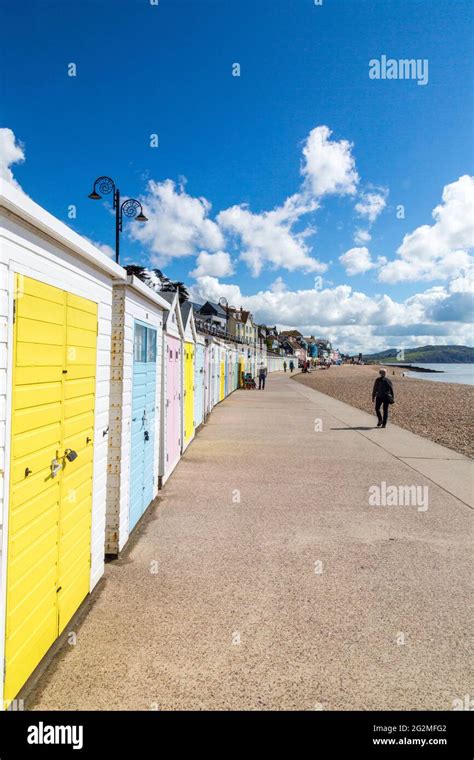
top-left (166, 336), bottom-right (181, 472)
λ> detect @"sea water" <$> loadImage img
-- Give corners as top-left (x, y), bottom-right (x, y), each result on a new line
top-left (406, 363), bottom-right (474, 386)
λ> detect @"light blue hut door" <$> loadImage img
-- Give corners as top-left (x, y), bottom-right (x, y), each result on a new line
top-left (129, 321), bottom-right (157, 531)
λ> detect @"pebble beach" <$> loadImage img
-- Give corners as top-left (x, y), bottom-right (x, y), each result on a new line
top-left (294, 364), bottom-right (474, 458)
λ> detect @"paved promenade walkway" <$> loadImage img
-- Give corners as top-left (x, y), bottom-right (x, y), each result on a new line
top-left (29, 372), bottom-right (472, 711)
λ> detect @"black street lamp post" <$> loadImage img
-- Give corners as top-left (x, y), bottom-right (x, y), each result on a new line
top-left (88, 176), bottom-right (148, 264)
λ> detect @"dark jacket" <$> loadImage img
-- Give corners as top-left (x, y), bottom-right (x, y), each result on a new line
top-left (372, 376), bottom-right (394, 401)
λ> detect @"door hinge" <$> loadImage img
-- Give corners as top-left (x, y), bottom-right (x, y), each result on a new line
top-left (12, 299), bottom-right (16, 324)
top-left (2, 659), bottom-right (6, 683)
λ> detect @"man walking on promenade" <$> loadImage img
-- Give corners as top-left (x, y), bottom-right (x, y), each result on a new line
top-left (372, 368), bottom-right (394, 428)
top-left (283, 360), bottom-right (287, 372)
top-left (258, 362), bottom-right (268, 390)
top-left (289, 360), bottom-right (294, 373)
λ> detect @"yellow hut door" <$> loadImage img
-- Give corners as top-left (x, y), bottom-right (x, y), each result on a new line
top-left (238, 356), bottom-right (245, 388)
top-left (220, 352), bottom-right (225, 400)
top-left (57, 292), bottom-right (97, 633)
top-left (4, 275), bottom-right (97, 702)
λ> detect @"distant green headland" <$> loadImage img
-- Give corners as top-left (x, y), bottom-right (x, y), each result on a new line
top-left (363, 345), bottom-right (474, 364)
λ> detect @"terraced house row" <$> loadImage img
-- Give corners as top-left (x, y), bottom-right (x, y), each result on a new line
top-left (0, 180), bottom-right (287, 707)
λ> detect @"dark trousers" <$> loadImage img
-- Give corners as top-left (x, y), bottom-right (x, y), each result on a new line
top-left (375, 397), bottom-right (389, 425)
top-left (258, 375), bottom-right (266, 390)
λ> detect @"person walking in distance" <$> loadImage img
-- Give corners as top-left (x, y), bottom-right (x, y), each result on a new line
top-left (372, 368), bottom-right (394, 428)
top-left (289, 359), bottom-right (294, 373)
top-left (283, 360), bottom-right (287, 373)
top-left (258, 362), bottom-right (268, 390)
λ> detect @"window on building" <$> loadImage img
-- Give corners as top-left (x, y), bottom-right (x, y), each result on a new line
top-left (147, 328), bottom-right (157, 362)
top-left (134, 324), bottom-right (147, 362)
top-left (134, 323), bottom-right (157, 363)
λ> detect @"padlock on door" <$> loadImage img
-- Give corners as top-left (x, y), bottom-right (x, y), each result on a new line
top-left (64, 448), bottom-right (79, 462)
top-left (144, 430), bottom-right (150, 442)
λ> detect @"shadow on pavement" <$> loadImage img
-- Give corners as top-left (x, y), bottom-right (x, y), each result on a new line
top-left (330, 426), bottom-right (377, 431)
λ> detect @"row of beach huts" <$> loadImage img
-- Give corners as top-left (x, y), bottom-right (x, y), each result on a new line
top-left (0, 180), bottom-right (286, 706)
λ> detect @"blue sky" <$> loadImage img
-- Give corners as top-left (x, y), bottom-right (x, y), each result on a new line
top-left (1, 0), bottom-right (473, 352)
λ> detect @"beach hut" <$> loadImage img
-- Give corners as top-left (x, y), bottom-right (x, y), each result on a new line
top-left (230, 344), bottom-right (235, 394)
top-left (226, 343), bottom-right (233, 396)
top-left (267, 353), bottom-right (286, 372)
top-left (235, 346), bottom-right (241, 388)
top-left (219, 343), bottom-right (226, 401)
top-left (211, 339), bottom-right (220, 408)
top-left (250, 344), bottom-right (257, 378)
top-left (230, 344), bottom-right (238, 392)
top-left (223, 344), bottom-right (228, 397)
top-left (105, 276), bottom-right (169, 555)
top-left (194, 332), bottom-right (206, 429)
top-left (0, 179), bottom-right (125, 706)
top-left (233, 345), bottom-right (239, 390)
top-left (238, 346), bottom-right (246, 387)
top-left (207, 340), bottom-right (215, 413)
top-left (203, 337), bottom-right (212, 419)
top-left (180, 302), bottom-right (196, 451)
top-left (159, 291), bottom-right (185, 487)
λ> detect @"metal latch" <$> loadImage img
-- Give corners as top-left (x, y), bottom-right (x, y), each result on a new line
top-left (51, 458), bottom-right (62, 478)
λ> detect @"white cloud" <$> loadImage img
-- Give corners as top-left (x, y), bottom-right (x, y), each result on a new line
top-left (427, 291), bottom-right (474, 322)
top-left (269, 276), bottom-right (287, 294)
top-left (355, 189), bottom-right (388, 223)
top-left (99, 243), bottom-right (115, 258)
top-left (189, 275), bottom-right (472, 353)
top-left (448, 266), bottom-right (474, 294)
top-left (190, 250), bottom-right (234, 278)
top-left (128, 178), bottom-right (224, 263)
top-left (215, 125), bottom-right (362, 275)
top-left (354, 228), bottom-right (372, 245)
top-left (217, 193), bottom-right (326, 276)
top-left (301, 125), bottom-right (359, 197)
top-left (379, 175), bottom-right (474, 282)
top-left (0, 128), bottom-right (25, 190)
top-left (128, 125), bottom-right (362, 277)
top-left (93, 242), bottom-right (115, 258)
top-left (188, 276), bottom-right (243, 306)
top-left (190, 277), bottom-right (397, 330)
top-left (84, 237), bottom-right (115, 259)
top-left (339, 247), bottom-right (375, 276)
